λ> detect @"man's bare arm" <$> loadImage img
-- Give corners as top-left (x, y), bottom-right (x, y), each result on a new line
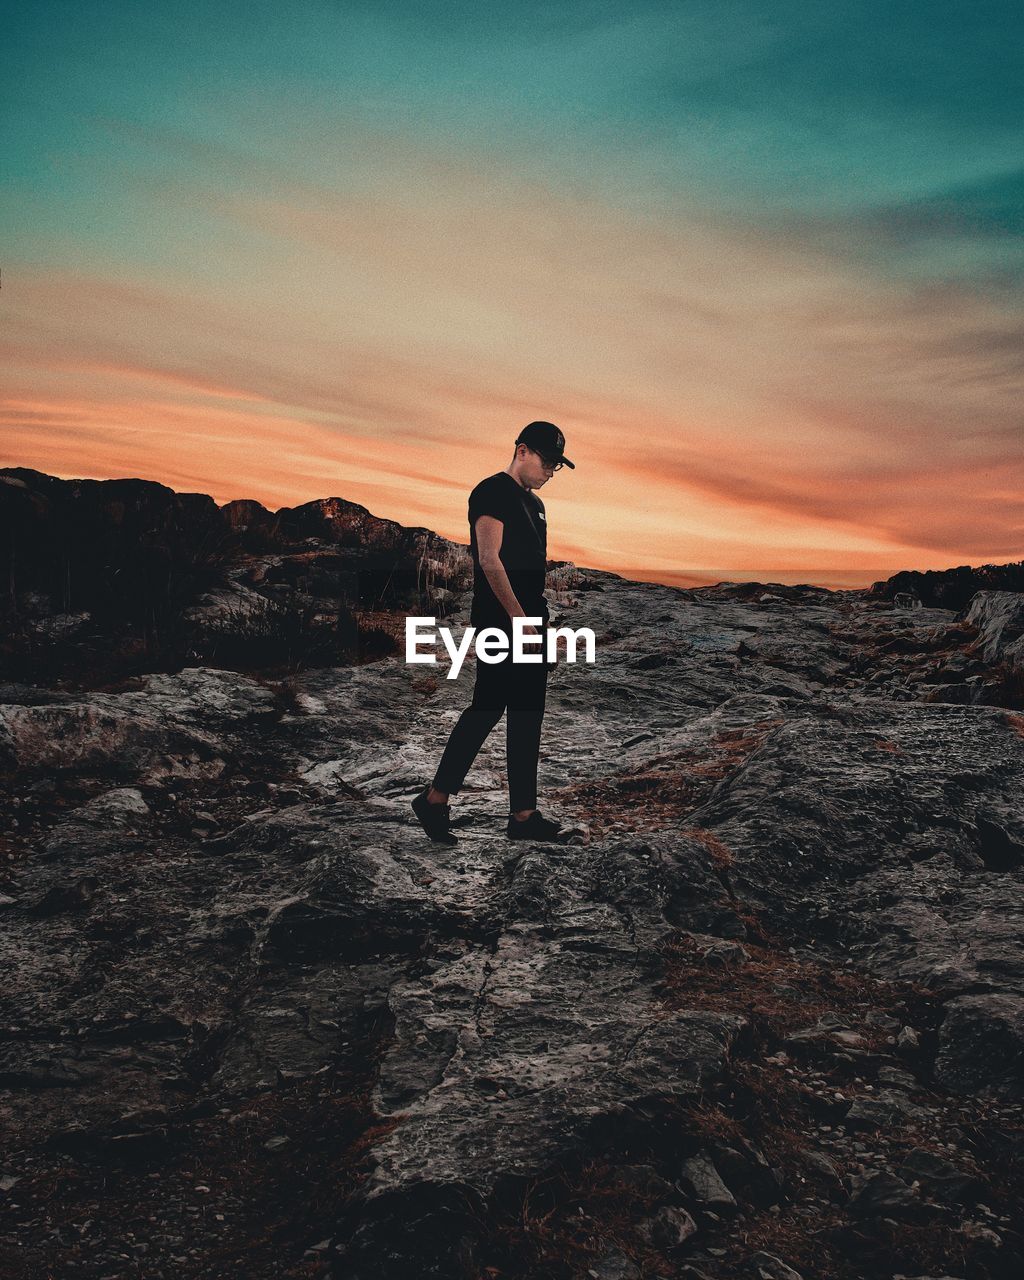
top-left (475, 515), bottom-right (539, 633)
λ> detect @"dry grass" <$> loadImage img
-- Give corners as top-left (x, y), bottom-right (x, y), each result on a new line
top-left (469, 1031), bottom-right (1014, 1280)
top-left (0, 1067), bottom-right (396, 1280)
top-left (411, 671), bottom-right (441, 696)
top-left (337, 794), bottom-right (1019, 1280)
top-left (659, 931), bottom-right (903, 1040)
top-left (722, 1201), bottom-right (971, 1280)
top-left (687, 1102), bottom-right (748, 1145)
top-left (472, 1158), bottom-right (676, 1280)
top-left (714, 719), bottom-right (784, 753)
top-left (653, 933), bottom-right (1019, 1280)
top-left (681, 826), bottom-right (735, 869)
top-left (353, 608), bottom-right (407, 643)
top-left (552, 719), bottom-right (783, 840)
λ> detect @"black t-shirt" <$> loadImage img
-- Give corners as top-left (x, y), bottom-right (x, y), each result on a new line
top-left (468, 472), bottom-right (548, 628)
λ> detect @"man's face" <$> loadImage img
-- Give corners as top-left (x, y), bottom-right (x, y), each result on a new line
top-left (520, 445), bottom-right (560, 488)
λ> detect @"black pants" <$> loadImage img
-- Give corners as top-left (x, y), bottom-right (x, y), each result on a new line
top-left (432, 649), bottom-right (549, 812)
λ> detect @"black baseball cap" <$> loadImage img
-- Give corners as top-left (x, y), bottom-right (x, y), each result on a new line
top-left (516, 421), bottom-right (575, 469)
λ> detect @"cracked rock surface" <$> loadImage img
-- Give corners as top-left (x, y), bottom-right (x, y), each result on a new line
top-left (1, 555), bottom-right (1023, 1279)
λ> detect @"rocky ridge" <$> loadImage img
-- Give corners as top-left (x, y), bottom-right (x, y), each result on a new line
top-left (1, 466), bottom-right (468, 683)
top-left (0, 471), bottom-right (1022, 1279)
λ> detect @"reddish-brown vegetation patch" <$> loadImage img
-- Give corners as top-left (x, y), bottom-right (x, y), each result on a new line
top-left (472, 1159), bottom-right (680, 1280)
top-left (552, 720), bottom-right (782, 839)
top-left (681, 826), bottom-right (735, 869)
top-left (659, 931), bottom-right (901, 1039)
top-left (1004, 711), bottom-right (1024, 738)
top-left (0, 1069), bottom-right (394, 1280)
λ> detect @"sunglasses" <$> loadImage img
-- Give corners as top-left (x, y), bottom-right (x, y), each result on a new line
top-left (531, 448), bottom-right (564, 472)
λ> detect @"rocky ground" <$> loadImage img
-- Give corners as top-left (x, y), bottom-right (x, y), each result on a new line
top-left (2, 473), bottom-right (1024, 1279)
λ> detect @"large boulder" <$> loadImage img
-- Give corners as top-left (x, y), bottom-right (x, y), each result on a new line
top-left (934, 993), bottom-right (1024, 1098)
top-left (962, 591), bottom-right (1024, 668)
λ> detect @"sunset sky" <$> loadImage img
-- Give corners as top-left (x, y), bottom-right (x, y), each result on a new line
top-left (3, 1), bottom-right (1022, 585)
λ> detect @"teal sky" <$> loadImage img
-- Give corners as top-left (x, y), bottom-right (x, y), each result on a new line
top-left (3, 1), bottom-right (1022, 575)
top-left (7, 2), bottom-right (1023, 237)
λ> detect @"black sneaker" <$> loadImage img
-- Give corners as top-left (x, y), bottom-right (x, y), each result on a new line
top-left (411, 786), bottom-right (457, 845)
top-left (506, 810), bottom-right (563, 842)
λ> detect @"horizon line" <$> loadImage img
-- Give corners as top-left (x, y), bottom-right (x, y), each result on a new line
top-left (3, 461), bottom-right (1020, 591)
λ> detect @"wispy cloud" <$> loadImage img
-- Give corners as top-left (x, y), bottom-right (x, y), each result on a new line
top-left (5, 127), bottom-right (1022, 572)
top-left (4, 0), bottom-right (1023, 577)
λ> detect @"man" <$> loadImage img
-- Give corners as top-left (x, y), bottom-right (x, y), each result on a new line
top-left (412, 421), bottom-right (574, 845)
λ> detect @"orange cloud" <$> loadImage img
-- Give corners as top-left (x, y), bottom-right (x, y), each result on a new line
top-left (3, 124), bottom-right (1022, 576)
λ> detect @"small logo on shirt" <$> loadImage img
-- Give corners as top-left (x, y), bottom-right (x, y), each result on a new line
top-left (537, 511), bottom-right (546, 521)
